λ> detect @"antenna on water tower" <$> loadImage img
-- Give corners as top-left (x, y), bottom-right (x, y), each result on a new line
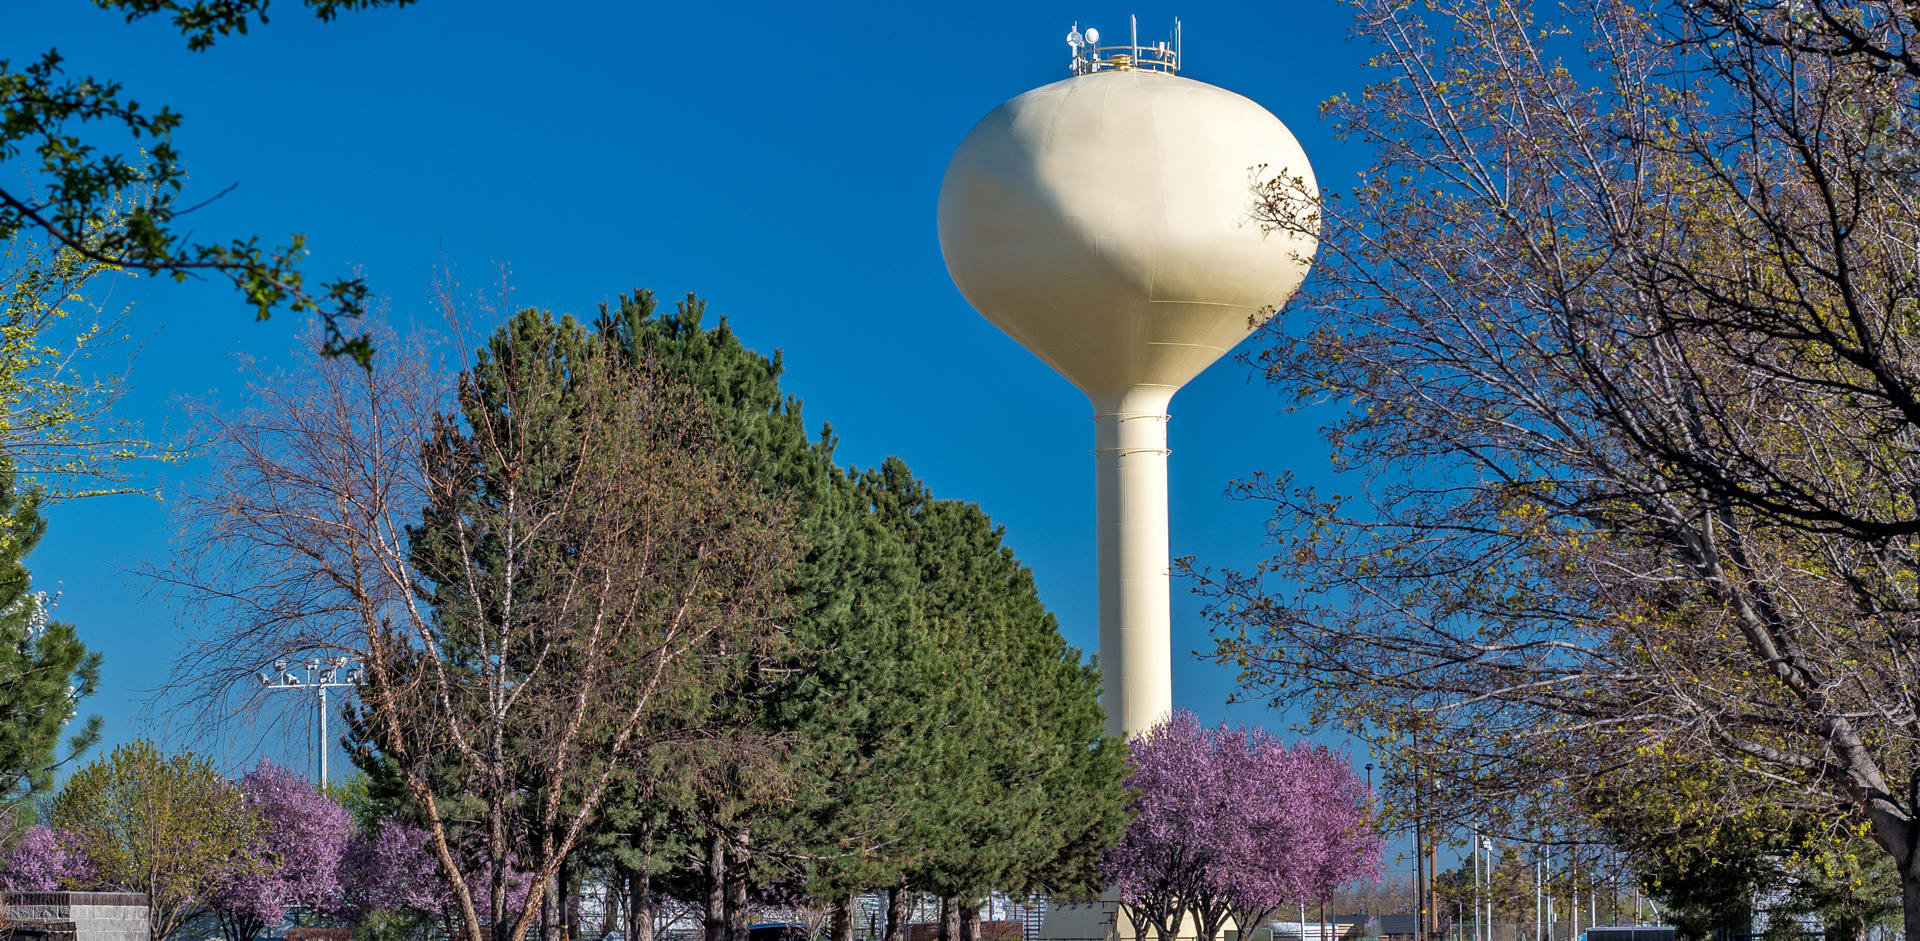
top-left (1067, 17), bottom-right (1179, 74)
top-left (937, 17), bottom-right (1319, 740)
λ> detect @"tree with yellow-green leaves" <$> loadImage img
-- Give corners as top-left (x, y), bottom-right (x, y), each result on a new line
top-left (1590, 762), bottom-right (1900, 941)
top-left (53, 741), bottom-right (264, 941)
top-left (0, 225), bottom-right (183, 497)
top-left (1180, 2), bottom-right (1920, 939)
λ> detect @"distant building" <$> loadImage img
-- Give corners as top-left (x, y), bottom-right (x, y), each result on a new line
top-left (1584, 927), bottom-right (1676, 941)
top-left (1377, 915), bottom-right (1416, 940)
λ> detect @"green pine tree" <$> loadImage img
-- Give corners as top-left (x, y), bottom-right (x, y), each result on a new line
top-left (859, 458), bottom-right (1127, 912)
top-left (353, 302), bottom-right (797, 941)
top-left (0, 465), bottom-right (101, 819)
top-left (562, 290), bottom-right (1119, 940)
top-left (595, 292), bottom-right (959, 932)
top-left (594, 290), bottom-right (877, 938)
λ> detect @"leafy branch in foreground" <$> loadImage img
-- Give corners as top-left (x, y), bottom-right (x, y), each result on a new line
top-left (0, 222), bottom-right (186, 497)
top-left (1, 0), bottom-right (417, 364)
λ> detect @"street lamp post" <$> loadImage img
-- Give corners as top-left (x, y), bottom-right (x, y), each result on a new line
top-left (1412, 757), bottom-right (1426, 941)
top-left (260, 655), bottom-right (362, 784)
top-left (1473, 832), bottom-right (1485, 941)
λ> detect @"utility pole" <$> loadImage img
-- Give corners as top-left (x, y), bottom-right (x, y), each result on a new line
top-left (260, 655), bottom-right (362, 784)
top-left (1429, 828), bottom-right (1439, 941)
top-left (1569, 848), bottom-right (1580, 941)
top-left (1413, 761), bottom-right (1426, 941)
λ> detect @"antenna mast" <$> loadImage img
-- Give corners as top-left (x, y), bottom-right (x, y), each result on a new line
top-left (1066, 15), bottom-right (1182, 75)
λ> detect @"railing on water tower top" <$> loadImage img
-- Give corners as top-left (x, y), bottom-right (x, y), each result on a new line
top-left (1067, 16), bottom-right (1180, 75)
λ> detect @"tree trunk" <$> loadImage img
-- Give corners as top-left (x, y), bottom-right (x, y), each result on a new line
top-left (565, 860), bottom-right (582, 941)
top-left (939, 897), bottom-right (961, 941)
top-left (543, 873), bottom-right (560, 941)
top-left (885, 887), bottom-right (908, 941)
top-left (603, 878), bottom-right (623, 941)
top-left (832, 898), bottom-right (855, 941)
top-left (706, 834), bottom-right (729, 941)
top-left (961, 901), bottom-right (981, 941)
top-left (1903, 865), bottom-right (1920, 941)
top-left (1155, 900), bottom-right (1190, 941)
top-left (726, 832), bottom-right (752, 941)
top-left (1229, 907), bottom-right (1275, 941)
top-left (628, 867), bottom-right (656, 941)
top-left (1195, 898), bottom-right (1236, 941)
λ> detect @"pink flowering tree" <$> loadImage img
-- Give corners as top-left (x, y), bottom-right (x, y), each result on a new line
top-left (0, 825), bottom-right (88, 891)
top-left (206, 761), bottom-right (354, 941)
top-left (342, 817), bottom-right (459, 929)
top-left (1103, 711), bottom-right (1385, 941)
top-left (1284, 744), bottom-right (1385, 939)
top-left (1102, 711), bottom-right (1221, 941)
top-left (1209, 728), bottom-right (1317, 941)
top-left (341, 815), bottom-right (530, 939)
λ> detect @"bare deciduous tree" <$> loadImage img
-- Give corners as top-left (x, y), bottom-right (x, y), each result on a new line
top-left (155, 294), bottom-right (794, 941)
top-left (1184, 1), bottom-right (1920, 936)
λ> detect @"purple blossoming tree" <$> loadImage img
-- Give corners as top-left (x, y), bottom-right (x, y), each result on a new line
top-left (206, 760), bottom-right (354, 941)
top-left (1103, 711), bottom-right (1220, 941)
top-left (1208, 727), bottom-right (1315, 941)
top-left (343, 818), bottom-right (458, 922)
top-left (0, 825), bottom-right (87, 891)
top-left (1283, 742), bottom-right (1385, 941)
top-left (1103, 711), bottom-right (1385, 941)
top-left (341, 814), bottom-right (531, 939)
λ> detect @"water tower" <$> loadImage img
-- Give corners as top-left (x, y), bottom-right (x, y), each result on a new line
top-left (937, 19), bottom-right (1317, 738)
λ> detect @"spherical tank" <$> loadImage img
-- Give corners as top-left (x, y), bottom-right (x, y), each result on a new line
top-left (936, 69), bottom-right (1318, 405)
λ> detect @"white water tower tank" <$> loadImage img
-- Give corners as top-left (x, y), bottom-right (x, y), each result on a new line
top-left (937, 25), bottom-right (1318, 737)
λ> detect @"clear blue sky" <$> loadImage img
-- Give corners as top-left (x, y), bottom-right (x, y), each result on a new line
top-left (7, 1), bottom-right (1377, 780)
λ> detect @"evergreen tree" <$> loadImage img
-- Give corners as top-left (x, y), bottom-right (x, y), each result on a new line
top-left (595, 291), bottom-right (833, 508)
top-left (0, 464), bottom-right (100, 816)
top-left (576, 291), bottom-right (1120, 941)
top-left (768, 489), bottom-right (942, 908)
top-left (859, 459), bottom-right (1127, 923)
top-left (595, 291), bottom-right (926, 939)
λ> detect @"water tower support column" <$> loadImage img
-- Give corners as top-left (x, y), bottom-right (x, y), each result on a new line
top-left (1093, 384), bottom-right (1178, 737)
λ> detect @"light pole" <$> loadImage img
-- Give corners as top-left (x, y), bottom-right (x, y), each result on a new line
top-left (1534, 855), bottom-right (1542, 941)
top-left (260, 655), bottom-right (362, 784)
top-left (1544, 846), bottom-right (1554, 941)
top-left (1481, 837), bottom-right (1494, 941)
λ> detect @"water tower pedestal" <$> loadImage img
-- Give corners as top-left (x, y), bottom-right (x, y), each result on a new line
top-left (1095, 386), bottom-right (1176, 737)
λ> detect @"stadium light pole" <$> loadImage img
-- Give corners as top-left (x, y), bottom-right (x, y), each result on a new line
top-left (259, 655), bottom-right (362, 784)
